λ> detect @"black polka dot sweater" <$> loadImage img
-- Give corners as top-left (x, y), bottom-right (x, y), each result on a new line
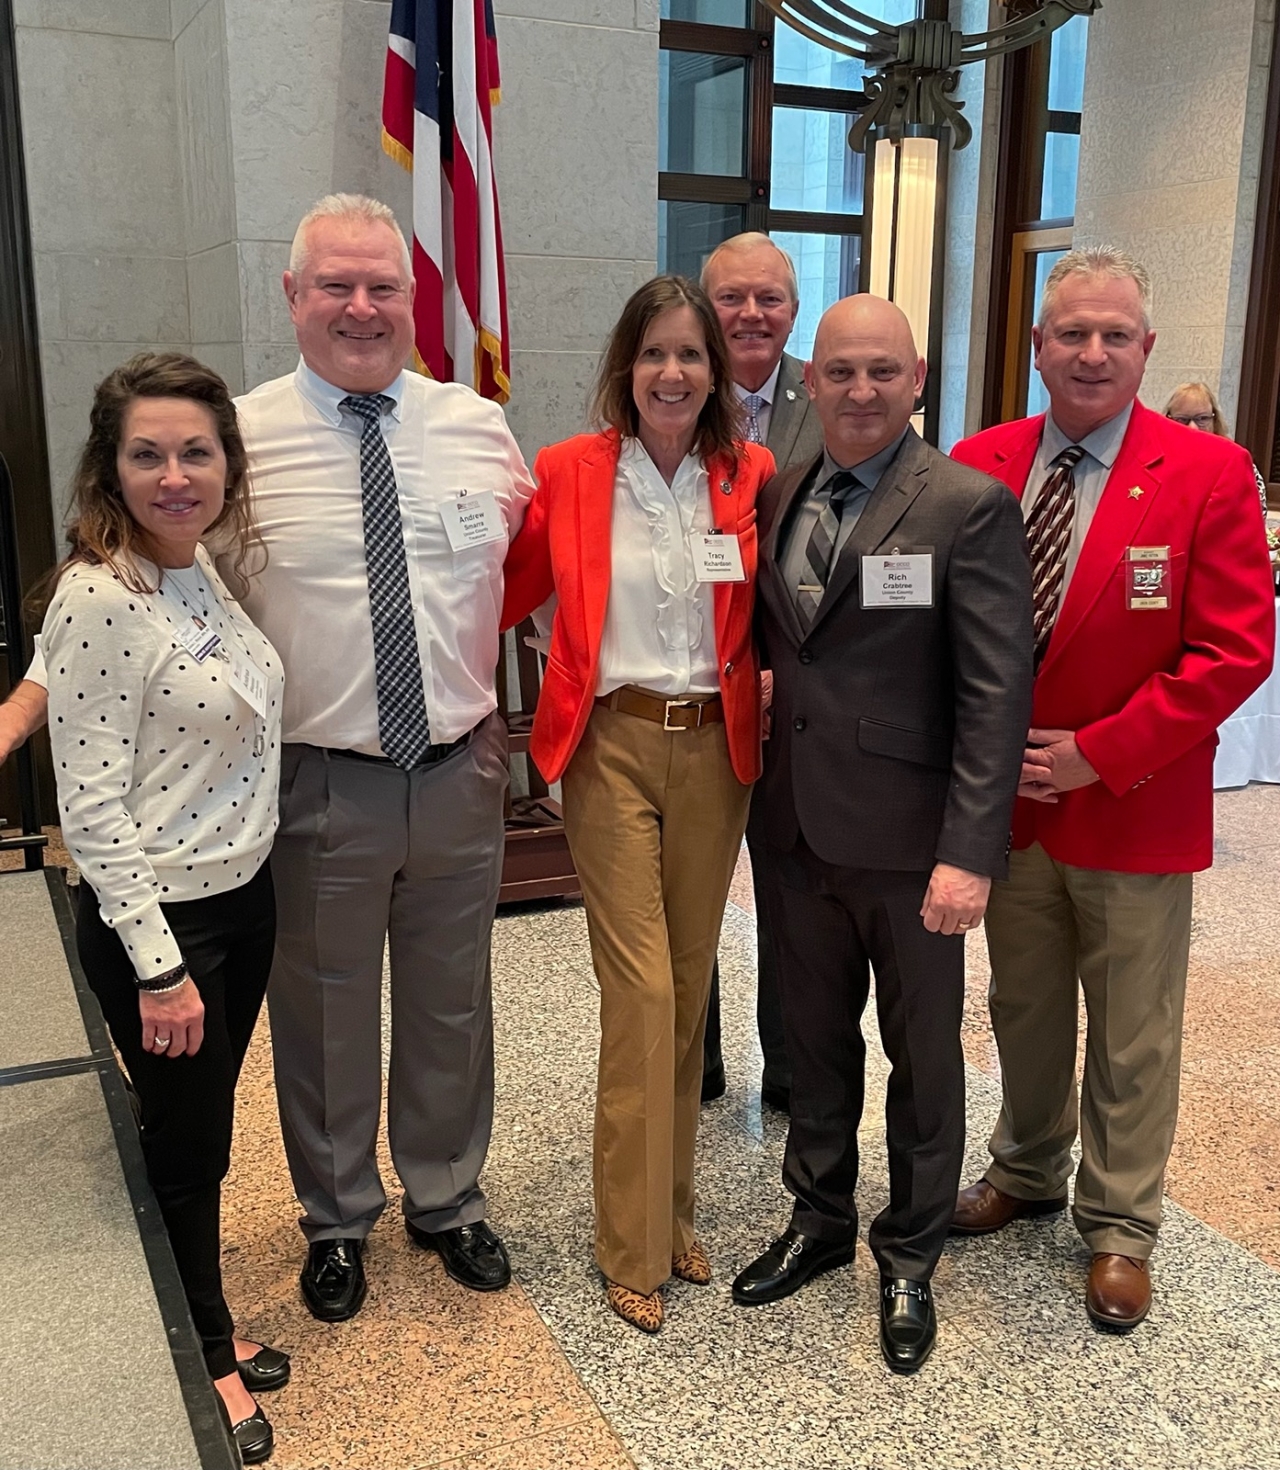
top-left (42, 549), bottom-right (284, 981)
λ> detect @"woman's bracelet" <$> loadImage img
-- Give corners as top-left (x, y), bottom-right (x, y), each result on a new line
top-left (136, 962), bottom-right (188, 994)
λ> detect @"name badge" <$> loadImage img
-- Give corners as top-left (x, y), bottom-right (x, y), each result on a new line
top-left (861, 553), bottom-right (933, 608)
top-left (1127, 546), bottom-right (1171, 609)
top-left (691, 531), bottom-right (746, 583)
top-left (175, 615), bottom-right (222, 663)
top-left (229, 650), bottom-right (268, 718)
top-left (441, 489), bottom-right (505, 551)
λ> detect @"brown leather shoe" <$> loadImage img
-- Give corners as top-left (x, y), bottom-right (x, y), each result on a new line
top-left (1086, 1253), bottom-right (1150, 1330)
top-left (950, 1179), bottom-right (1068, 1236)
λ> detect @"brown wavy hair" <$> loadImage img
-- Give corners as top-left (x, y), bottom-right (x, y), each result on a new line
top-left (33, 352), bottom-right (263, 611)
top-left (590, 275), bottom-right (743, 473)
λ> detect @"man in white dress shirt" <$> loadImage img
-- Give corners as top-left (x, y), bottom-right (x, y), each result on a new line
top-left (698, 233), bottom-right (824, 1113)
top-left (0, 194), bottom-right (534, 1322)
top-left (238, 194), bottom-right (535, 1320)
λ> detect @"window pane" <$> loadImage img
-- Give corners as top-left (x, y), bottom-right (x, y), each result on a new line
top-left (660, 0), bottom-right (750, 24)
top-left (771, 108), bottom-right (864, 213)
top-left (771, 230), bottom-right (861, 359)
top-left (1040, 131), bottom-right (1080, 220)
top-left (659, 200), bottom-right (748, 279)
top-left (659, 51), bottom-right (749, 176)
top-left (1026, 248), bottom-right (1067, 417)
top-left (773, 0), bottom-right (918, 89)
top-left (1047, 13), bottom-right (1089, 113)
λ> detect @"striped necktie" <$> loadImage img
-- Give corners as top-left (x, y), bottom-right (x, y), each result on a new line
top-left (1026, 444), bottom-right (1085, 668)
top-left (743, 393), bottom-right (765, 444)
top-left (796, 470), bottom-right (860, 631)
top-left (341, 393), bottom-right (433, 768)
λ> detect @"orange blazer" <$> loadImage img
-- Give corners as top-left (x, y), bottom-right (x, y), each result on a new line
top-left (501, 432), bottom-right (775, 786)
top-left (952, 401), bottom-right (1275, 872)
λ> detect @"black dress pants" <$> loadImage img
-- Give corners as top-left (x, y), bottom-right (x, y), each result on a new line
top-left (703, 788), bottom-right (791, 1093)
top-left (77, 863), bottom-right (275, 1380)
top-left (769, 837), bottom-right (965, 1281)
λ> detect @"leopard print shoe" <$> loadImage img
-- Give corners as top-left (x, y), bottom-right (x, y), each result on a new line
top-left (671, 1241), bottom-right (712, 1286)
top-left (605, 1281), bottom-right (664, 1333)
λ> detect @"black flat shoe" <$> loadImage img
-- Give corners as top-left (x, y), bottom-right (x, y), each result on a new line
top-left (760, 1080), bottom-right (791, 1115)
top-left (406, 1218), bottom-right (511, 1291)
top-left (300, 1238), bottom-right (367, 1322)
top-left (731, 1228), bottom-right (855, 1306)
top-left (231, 1405), bottom-right (274, 1464)
top-left (879, 1276), bottom-right (936, 1374)
top-left (235, 1344), bottom-right (291, 1393)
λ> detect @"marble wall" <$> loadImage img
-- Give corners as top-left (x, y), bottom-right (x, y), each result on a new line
top-left (1074, 0), bottom-right (1276, 425)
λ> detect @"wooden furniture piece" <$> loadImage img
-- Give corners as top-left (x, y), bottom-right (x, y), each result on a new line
top-left (496, 619), bottom-right (581, 905)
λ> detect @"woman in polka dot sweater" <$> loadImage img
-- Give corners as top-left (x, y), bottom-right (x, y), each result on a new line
top-left (39, 353), bottom-right (286, 1465)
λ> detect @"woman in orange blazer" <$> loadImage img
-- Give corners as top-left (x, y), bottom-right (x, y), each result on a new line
top-left (503, 276), bottom-right (774, 1332)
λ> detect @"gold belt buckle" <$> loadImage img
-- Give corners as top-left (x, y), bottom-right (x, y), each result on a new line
top-left (663, 699), bottom-right (699, 731)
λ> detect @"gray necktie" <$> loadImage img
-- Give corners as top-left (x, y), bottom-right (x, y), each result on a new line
top-left (342, 393), bottom-right (432, 768)
top-left (796, 470), bottom-right (860, 630)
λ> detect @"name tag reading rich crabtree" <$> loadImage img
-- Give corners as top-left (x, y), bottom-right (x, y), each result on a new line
top-left (860, 552), bottom-right (934, 608)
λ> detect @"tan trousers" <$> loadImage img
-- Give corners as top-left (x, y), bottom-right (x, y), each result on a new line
top-left (984, 842), bottom-right (1193, 1259)
top-left (562, 700), bottom-right (751, 1295)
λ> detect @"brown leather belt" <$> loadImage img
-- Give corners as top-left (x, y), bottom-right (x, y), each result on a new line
top-left (595, 685), bottom-right (724, 730)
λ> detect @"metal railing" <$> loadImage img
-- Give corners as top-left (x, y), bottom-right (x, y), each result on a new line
top-left (0, 451), bottom-right (46, 868)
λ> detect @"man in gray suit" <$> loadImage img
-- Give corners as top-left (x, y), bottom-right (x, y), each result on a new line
top-left (699, 233), bottom-right (824, 1112)
top-left (731, 295), bottom-right (1033, 1373)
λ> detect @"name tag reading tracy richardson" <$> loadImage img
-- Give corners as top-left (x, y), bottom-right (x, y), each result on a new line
top-left (691, 531), bottom-right (746, 583)
top-left (1127, 546), bottom-right (1171, 610)
top-left (861, 552), bottom-right (934, 608)
top-left (441, 488), bottom-right (506, 551)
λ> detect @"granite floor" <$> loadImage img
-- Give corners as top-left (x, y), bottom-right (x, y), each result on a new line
top-left (214, 783), bottom-right (1280, 1470)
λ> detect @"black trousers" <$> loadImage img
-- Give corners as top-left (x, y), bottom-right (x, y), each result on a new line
top-left (770, 838), bottom-right (965, 1281)
top-left (703, 788), bottom-right (791, 1093)
top-left (77, 863), bottom-right (275, 1380)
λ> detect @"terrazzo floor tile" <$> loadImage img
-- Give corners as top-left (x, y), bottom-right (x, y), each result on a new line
top-left (486, 896), bottom-right (1280, 1470)
top-left (438, 1419), bottom-right (634, 1468)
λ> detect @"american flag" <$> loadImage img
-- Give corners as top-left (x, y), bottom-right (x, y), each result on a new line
top-left (382, 0), bottom-right (511, 402)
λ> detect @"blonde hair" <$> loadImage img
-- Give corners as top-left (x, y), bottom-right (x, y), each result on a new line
top-left (1163, 381), bottom-right (1228, 436)
top-left (1039, 246), bottom-right (1153, 332)
top-left (701, 232), bottom-right (799, 304)
top-left (289, 193), bottom-right (411, 277)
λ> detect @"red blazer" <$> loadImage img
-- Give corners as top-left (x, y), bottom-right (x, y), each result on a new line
top-left (952, 401), bottom-right (1275, 872)
top-left (501, 432), bottom-right (775, 786)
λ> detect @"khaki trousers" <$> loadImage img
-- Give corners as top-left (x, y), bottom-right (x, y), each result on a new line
top-left (984, 842), bottom-right (1193, 1258)
top-left (562, 700), bottom-right (751, 1295)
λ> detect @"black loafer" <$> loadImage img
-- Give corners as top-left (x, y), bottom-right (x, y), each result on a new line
top-left (406, 1218), bottom-right (511, 1291)
top-left (760, 1080), bottom-right (791, 1115)
top-left (879, 1276), bottom-right (936, 1374)
top-left (731, 1227), bottom-right (855, 1306)
top-left (231, 1405), bottom-right (274, 1464)
top-left (236, 1344), bottom-right (291, 1393)
top-left (300, 1238), bottom-right (367, 1322)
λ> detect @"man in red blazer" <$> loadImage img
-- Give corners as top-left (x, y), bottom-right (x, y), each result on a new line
top-left (950, 247), bottom-right (1275, 1331)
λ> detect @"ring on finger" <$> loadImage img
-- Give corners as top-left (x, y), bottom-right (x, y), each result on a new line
top-left (154, 1036), bottom-right (172, 1050)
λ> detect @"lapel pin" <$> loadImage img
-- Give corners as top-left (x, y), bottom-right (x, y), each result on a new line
top-left (1129, 486), bottom-right (1144, 499)
top-left (785, 388), bottom-right (797, 401)
top-left (720, 479), bottom-right (732, 495)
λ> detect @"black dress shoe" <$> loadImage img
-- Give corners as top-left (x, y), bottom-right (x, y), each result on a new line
top-left (731, 1228), bottom-right (855, 1306)
top-left (760, 1080), bottom-right (790, 1114)
top-left (231, 1405), bottom-right (274, 1464)
top-left (701, 1063), bottom-right (727, 1103)
top-left (406, 1219), bottom-right (511, 1291)
top-left (879, 1276), bottom-right (936, 1374)
top-left (299, 1238), bottom-right (366, 1322)
top-left (236, 1344), bottom-right (291, 1393)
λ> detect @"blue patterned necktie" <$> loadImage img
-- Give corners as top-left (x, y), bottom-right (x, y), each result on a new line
top-left (743, 393), bottom-right (765, 444)
top-left (341, 394), bottom-right (432, 768)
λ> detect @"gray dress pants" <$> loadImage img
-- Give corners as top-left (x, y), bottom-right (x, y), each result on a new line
top-left (268, 712), bottom-right (508, 1242)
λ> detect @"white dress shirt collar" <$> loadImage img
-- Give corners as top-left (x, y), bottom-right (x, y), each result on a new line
top-left (293, 357), bottom-right (407, 426)
top-left (733, 358), bottom-right (782, 408)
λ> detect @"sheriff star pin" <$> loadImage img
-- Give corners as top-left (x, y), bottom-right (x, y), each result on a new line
top-left (1129, 486), bottom-right (1144, 499)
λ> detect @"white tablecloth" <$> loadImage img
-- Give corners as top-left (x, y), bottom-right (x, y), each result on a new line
top-left (1214, 597), bottom-right (1280, 788)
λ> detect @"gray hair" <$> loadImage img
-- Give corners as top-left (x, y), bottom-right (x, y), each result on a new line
top-left (701, 232), bottom-right (800, 304)
top-left (1038, 246), bottom-right (1153, 331)
top-left (289, 193), bottom-right (412, 278)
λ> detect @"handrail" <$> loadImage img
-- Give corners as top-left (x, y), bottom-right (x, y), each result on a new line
top-left (0, 450), bottom-right (47, 868)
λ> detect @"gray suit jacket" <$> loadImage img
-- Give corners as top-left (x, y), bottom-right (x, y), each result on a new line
top-left (756, 428), bottom-right (1034, 878)
top-left (765, 353), bottom-right (824, 471)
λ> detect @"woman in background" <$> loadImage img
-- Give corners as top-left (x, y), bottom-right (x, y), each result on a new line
top-left (502, 277), bottom-right (774, 1332)
top-left (1164, 380), bottom-right (1269, 514)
